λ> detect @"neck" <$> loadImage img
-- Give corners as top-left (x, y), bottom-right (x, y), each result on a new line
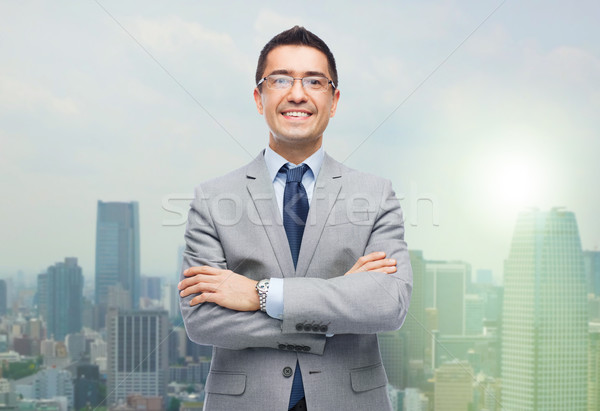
top-left (269, 138), bottom-right (322, 165)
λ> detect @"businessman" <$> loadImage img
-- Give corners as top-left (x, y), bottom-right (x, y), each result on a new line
top-left (179, 26), bottom-right (412, 411)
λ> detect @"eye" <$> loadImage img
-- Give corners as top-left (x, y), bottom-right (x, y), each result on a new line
top-left (269, 75), bottom-right (292, 88)
top-left (304, 77), bottom-right (327, 89)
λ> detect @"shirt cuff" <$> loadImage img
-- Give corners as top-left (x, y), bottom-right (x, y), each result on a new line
top-left (265, 277), bottom-right (284, 320)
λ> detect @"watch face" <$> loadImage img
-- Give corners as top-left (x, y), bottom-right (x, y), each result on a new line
top-left (257, 280), bottom-right (269, 292)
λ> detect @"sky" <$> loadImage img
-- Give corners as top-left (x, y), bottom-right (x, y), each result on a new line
top-left (1, 0), bottom-right (599, 287)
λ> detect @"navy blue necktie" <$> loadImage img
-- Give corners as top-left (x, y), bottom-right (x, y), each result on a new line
top-left (282, 164), bottom-right (309, 409)
top-left (282, 164), bottom-right (310, 269)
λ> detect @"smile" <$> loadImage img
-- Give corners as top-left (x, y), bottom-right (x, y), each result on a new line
top-left (282, 111), bottom-right (311, 118)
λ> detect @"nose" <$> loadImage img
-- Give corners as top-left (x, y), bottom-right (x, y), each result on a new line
top-left (286, 78), bottom-right (308, 103)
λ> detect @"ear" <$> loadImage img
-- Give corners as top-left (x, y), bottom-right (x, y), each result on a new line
top-left (329, 89), bottom-right (340, 118)
top-left (253, 87), bottom-right (264, 115)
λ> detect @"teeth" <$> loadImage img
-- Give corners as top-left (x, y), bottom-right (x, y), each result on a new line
top-left (284, 111), bottom-right (310, 117)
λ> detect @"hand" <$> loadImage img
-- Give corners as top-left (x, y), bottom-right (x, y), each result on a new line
top-left (178, 266), bottom-right (260, 311)
top-left (345, 251), bottom-right (396, 275)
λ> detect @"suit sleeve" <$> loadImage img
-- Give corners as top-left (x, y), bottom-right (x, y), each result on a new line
top-left (179, 185), bottom-right (327, 355)
top-left (280, 179), bottom-right (413, 335)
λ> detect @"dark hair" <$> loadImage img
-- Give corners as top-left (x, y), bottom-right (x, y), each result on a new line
top-left (255, 26), bottom-right (338, 91)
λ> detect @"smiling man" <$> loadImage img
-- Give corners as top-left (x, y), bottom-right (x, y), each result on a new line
top-left (178, 26), bottom-right (412, 411)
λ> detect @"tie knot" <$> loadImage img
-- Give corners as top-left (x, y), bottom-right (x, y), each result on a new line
top-left (284, 164), bottom-right (309, 183)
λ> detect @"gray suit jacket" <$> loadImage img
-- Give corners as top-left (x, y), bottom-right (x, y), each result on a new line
top-left (180, 152), bottom-right (412, 411)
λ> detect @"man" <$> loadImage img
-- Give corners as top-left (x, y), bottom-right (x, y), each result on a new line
top-left (178, 26), bottom-right (412, 411)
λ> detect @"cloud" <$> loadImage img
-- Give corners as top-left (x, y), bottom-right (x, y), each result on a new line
top-left (253, 9), bottom-right (301, 45)
top-left (129, 16), bottom-right (253, 74)
top-left (0, 74), bottom-right (79, 116)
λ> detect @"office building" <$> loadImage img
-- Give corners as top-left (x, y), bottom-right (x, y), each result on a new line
top-left (95, 201), bottom-right (140, 319)
top-left (39, 258), bottom-right (84, 341)
top-left (501, 208), bottom-right (587, 410)
top-left (434, 334), bottom-right (500, 377)
top-left (32, 367), bottom-right (74, 409)
top-left (74, 364), bottom-right (102, 410)
top-left (475, 269), bottom-right (493, 285)
top-left (433, 360), bottom-right (474, 411)
top-left (0, 279), bottom-right (6, 315)
top-left (106, 309), bottom-right (168, 406)
top-left (141, 276), bottom-right (162, 300)
top-left (402, 250), bottom-right (429, 374)
top-left (464, 294), bottom-right (484, 335)
top-left (425, 260), bottom-right (471, 335)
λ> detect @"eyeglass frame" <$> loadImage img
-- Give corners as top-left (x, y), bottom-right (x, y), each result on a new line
top-left (256, 74), bottom-right (337, 92)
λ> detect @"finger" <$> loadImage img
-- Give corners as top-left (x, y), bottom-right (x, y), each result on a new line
top-left (377, 266), bottom-right (397, 274)
top-left (183, 266), bottom-right (222, 277)
top-left (362, 259), bottom-right (396, 271)
top-left (349, 252), bottom-right (386, 272)
top-left (190, 292), bottom-right (212, 306)
top-left (180, 282), bottom-right (218, 297)
top-left (178, 276), bottom-right (200, 290)
top-left (178, 274), bottom-right (214, 290)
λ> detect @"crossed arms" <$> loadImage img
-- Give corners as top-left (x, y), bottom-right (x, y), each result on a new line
top-left (178, 180), bottom-right (412, 355)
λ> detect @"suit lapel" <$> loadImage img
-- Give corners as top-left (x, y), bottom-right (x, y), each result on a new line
top-left (295, 154), bottom-right (343, 277)
top-left (246, 152), bottom-right (296, 278)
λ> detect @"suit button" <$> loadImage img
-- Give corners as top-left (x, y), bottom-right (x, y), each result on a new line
top-left (287, 344), bottom-right (295, 351)
top-left (283, 366), bottom-right (293, 378)
top-left (278, 344), bottom-right (286, 350)
top-left (311, 325), bottom-right (320, 332)
top-left (320, 325), bottom-right (328, 333)
top-left (294, 345), bottom-right (303, 352)
top-left (303, 324), bottom-right (312, 332)
top-left (296, 323), bottom-right (304, 331)
top-left (303, 346), bottom-right (311, 352)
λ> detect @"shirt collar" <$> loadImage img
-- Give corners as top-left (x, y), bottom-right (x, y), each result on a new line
top-left (264, 145), bottom-right (324, 183)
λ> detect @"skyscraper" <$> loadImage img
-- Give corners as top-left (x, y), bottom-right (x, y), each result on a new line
top-left (95, 201), bottom-right (140, 317)
top-left (501, 208), bottom-right (587, 410)
top-left (404, 251), bottom-right (426, 361)
top-left (106, 309), bottom-right (168, 406)
top-left (402, 250), bottom-right (427, 387)
top-left (39, 258), bottom-right (84, 341)
top-left (0, 279), bottom-right (6, 315)
top-left (425, 260), bottom-right (471, 335)
top-left (464, 294), bottom-right (484, 335)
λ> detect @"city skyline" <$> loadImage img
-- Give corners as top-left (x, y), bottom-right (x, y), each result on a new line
top-left (0, 206), bottom-right (596, 409)
top-left (1, 1), bottom-right (599, 283)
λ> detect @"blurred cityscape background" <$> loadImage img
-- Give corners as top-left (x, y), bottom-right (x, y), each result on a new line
top-left (0, 203), bottom-right (597, 410)
top-left (1, 1), bottom-right (599, 410)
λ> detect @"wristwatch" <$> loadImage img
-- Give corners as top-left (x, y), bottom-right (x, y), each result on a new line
top-left (255, 279), bottom-right (270, 312)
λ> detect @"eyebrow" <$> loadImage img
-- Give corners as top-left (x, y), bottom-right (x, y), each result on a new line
top-left (267, 69), bottom-right (329, 78)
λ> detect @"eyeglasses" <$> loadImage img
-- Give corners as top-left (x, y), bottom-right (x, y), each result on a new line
top-left (257, 74), bottom-right (336, 92)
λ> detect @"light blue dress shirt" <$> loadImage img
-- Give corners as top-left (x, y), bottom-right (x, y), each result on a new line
top-left (263, 145), bottom-right (324, 320)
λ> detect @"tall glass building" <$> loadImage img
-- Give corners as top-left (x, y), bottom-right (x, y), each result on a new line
top-left (95, 201), bottom-right (140, 314)
top-left (425, 260), bottom-right (471, 335)
top-left (37, 257), bottom-right (84, 341)
top-left (501, 208), bottom-right (587, 410)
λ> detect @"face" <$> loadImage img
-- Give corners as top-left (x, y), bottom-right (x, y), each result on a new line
top-left (253, 45), bottom-right (340, 152)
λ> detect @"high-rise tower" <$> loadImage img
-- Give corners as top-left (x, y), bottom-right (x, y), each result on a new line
top-left (501, 208), bottom-right (587, 410)
top-left (38, 257), bottom-right (84, 341)
top-left (106, 309), bottom-right (168, 406)
top-left (425, 260), bottom-right (471, 335)
top-left (95, 201), bottom-right (140, 319)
